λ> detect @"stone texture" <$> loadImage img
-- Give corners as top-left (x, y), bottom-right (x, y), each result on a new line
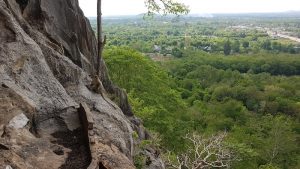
top-left (0, 0), bottom-right (163, 168)
top-left (7, 113), bottom-right (29, 129)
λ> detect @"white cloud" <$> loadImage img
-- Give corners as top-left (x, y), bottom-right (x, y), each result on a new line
top-left (79, 0), bottom-right (300, 17)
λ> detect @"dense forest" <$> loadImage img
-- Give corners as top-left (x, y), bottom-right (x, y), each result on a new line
top-left (95, 14), bottom-right (300, 56)
top-left (91, 14), bottom-right (300, 169)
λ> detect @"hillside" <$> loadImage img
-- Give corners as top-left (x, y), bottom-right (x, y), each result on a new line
top-left (100, 14), bottom-right (300, 169)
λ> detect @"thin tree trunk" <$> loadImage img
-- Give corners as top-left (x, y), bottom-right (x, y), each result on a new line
top-left (96, 0), bottom-right (103, 75)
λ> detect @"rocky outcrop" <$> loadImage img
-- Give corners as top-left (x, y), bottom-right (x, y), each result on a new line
top-left (0, 0), bottom-right (162, 168)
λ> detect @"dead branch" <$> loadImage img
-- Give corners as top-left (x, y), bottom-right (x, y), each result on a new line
top-left (165, 132), bottom-right (235, 169)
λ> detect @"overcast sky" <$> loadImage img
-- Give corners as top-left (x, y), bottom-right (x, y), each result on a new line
top-left (78, 0), bottom-right (300, 17)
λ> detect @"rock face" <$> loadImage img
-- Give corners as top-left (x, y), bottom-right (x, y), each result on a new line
top-left (0, 0), bottom-right (162, 168)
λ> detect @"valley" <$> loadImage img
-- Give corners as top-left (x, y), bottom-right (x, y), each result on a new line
top-left (90, 13), bottom-right (300, 169)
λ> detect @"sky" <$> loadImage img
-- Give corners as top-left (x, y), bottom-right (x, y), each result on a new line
top-left (78, 0), bottom-right (300, 17)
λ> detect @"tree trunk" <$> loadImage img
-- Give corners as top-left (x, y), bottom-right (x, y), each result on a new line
top-left (96, 0), bottom-right (103, 75)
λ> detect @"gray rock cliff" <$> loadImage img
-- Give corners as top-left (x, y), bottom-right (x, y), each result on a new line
top-left (0, 0), bottom-right (163, 168)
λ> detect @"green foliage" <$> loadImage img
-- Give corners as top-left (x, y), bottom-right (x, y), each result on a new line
top-left (232, 40), bottom-right (241, 53)
top-left (171, 47), bottom-right (183, 58)
top-left (170, 50), bottom-right (300, 76)
top-left (132, 131), bottom-right (139, 140)
top-left (243, 41), bottom-right (250, 48)
top-left (145, 0), bottom-right (189, 15)
top-left (99, 15), bottom-right (300, 169)
top-left (134, 154), bottom-right (147, 169)
top-left (105, 46), bottom-right (300, 169)
top-left (104, 47), bottom-right (190, 151)
top-left (229, 115), bottom-right (299, 169)
top-left (91, 15), bottom-right (300, 57)
top-left (167, 53), bottom-right (300, 168)
top-left (224, 40), bottom-right (231, 55)
top-left (259, 164), bottom-right (280, 169)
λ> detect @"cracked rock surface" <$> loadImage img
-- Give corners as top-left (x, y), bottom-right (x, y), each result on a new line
top-left (0, 0), bottom-right (163, 168)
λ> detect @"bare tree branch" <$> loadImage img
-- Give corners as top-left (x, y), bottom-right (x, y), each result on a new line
top-left (144, 0), bottom-right (189, 15)
top-left (165, 132), bottom-right (235, 169)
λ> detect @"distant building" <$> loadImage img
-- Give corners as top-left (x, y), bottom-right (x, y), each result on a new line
top-left (203, 46), bottom-right (212, 52)
top-left (154, 45), bottom-right (161, 52)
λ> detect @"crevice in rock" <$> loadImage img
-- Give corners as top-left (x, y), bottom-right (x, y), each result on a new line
top-left (0, 0), bottom-right (146, 168)
top-left (51, 128), bottom-right (91, 169)
top-left (63, 46), bottom-right (72, 59)
top-left (44, 36), bottom-right (65, 55)
top-left (0, 144), bottom-right (9, 150)
top-left (15, 0), bottom-right (28, 12)
top-left (1, 84), bottom-right (9, 88)
top-left (99, 162), bottom-right (108, 169)
top-left (65, 0), bottom-right (75, 11)
top-left (29, 114), bottom-right (40, 138)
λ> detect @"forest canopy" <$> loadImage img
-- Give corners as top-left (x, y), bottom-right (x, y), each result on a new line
top-left (99, 12), bottom-right (300, 169)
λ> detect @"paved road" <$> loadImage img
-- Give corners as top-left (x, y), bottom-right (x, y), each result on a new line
top-left (276, 33), bottom-right (300, 43)
top-left (267, 30), bottom-right (300, 43)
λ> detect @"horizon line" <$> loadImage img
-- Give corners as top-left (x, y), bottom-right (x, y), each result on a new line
top-left (85, 10), bottom-right (300, 18)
